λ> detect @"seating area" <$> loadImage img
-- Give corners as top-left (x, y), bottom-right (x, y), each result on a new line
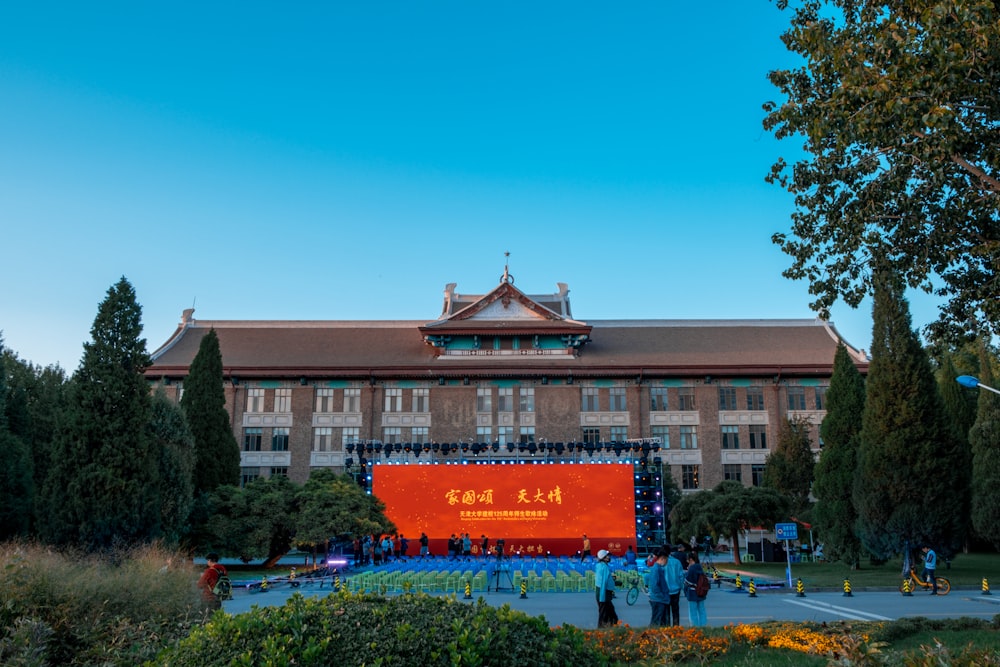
top-left (345, 555), bottom-right (603, 594)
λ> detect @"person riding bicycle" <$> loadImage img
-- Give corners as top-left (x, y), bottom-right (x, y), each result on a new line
top-left (921, 545), bottom-right (938, 595)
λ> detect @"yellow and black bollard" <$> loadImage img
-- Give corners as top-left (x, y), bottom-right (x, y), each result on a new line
top-left (260, 576), bottom-right (269, 592)
top-left (843, 578), bottom-right (853, 597)
top-left (519, 578), bottom-right (528, 599)
top-left (712, 568), bottom-right (720, 588)
top-left (795, 577), bottom-right (806, 597)
top-left (748, 578), bottom-right (757, 598)
top-left (983, 577), bottom-right (992, 596)
top-left (901, 578), bottom-right (913, 596)
top-left (734, 573), bottom-right (743, 591)
top-left (335, 574), bottom-right (342, 592)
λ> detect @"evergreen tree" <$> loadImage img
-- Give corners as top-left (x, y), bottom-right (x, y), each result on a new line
top-left (813, 344), bottom-right (865, 567)
top-left (970, 343), bottom-right (1000, 549)
top-left (762, 417), bottom-right (815, 513)
top-left (148, 388), bottom-right (195, 546)
top-left (41, 278), bottom-right (161, 549)
top-left (854, 269), bottom-right (968, 560)
top-left (937, 349), bottom-right (979, 444)
top-left (0, 337), bottom-right (34, 538)
top-left (181, 329), bottom-right (240, 494)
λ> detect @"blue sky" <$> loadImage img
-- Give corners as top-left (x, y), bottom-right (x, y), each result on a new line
top-left (0, 2), bottom-right (943, 371)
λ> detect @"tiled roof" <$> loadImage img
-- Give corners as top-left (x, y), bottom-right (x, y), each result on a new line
top-left (147, 317), bottom-right (864, 379)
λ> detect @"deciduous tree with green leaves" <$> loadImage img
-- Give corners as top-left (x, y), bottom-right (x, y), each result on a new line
top-left (671, 481), bottom-right (789, 566)
top-left (40, 278), bottom-right (161, 550)
top-left (181, 329), bottom-right (240, 494)
top-left (854, 269), bottom-right (969, 560)
top-left (765, 0), bottom-right (1000, 340)
top-left (813, 344), bottom-right (866, 567)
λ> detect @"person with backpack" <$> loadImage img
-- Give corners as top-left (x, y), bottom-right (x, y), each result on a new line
top-left (197, 553), bottom-right (231, 611)
top-left (684, 551), bottom-right (709, 627)
top-left (645, 547), bottom-right (669, 626)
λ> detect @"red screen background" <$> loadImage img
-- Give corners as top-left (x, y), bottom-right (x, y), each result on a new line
top-left (372, 463), bottom-right (636, 557)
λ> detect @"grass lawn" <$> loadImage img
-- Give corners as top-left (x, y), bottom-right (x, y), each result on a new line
top-left (708, 551), bottom-right (1000, 589)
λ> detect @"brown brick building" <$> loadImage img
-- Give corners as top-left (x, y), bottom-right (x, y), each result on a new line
top-left (146, 273), bottom-right (867, 496)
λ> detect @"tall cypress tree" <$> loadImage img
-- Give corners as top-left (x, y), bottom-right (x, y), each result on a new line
top-left (854, 269), bottom-right (967, 560)
top-left (970, 343), bottom-right (1000, 549)
top-left (149, 388), bottom-right (195, 546)
top-left (181, 329), bottom-right (240, 494)
top-left (813, 343), bottom-right (865, 567)
top-left (0, 337), bottom-right (34, 538)
top-left (41, 277), bottom-right (160, 549)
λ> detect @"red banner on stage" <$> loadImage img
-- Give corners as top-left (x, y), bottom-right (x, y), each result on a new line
top-left (372, 463), bottom-right (636, 556)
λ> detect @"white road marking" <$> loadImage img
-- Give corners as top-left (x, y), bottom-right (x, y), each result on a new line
top-left (783, 597), bottom-right (892, 621)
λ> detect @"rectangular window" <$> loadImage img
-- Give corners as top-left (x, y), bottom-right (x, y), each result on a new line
top-left (679, 425), bottom-right (698, 450)
top-left (718, 387), bottom-right (737, 411)
top-left (651, 425), bottom-right (669, 449)
top-left (678, 387), bottom-right (696, 411)
top-left (610, 426), bottom-right (628, 442)
top-left (313, 427), bottom-right (333, 452)
top-left (581, 387), bottom-right (600, 412)
top-left (498, 426), bottom-right (514, 445)
top-left (384, 388), bottom-right (402, 413)
top-left (342, 427), bottom-right (360, 447)
top-left (723, 464), bottom-right (742, 482)
top-left (241, 467), bottom-right (261, 487)
top-left (247, 388), bottom-right (265, 413)
top-left (411, 388), bottom-right (429, 413)
top-left (477, 387), bottom-right (492, 413)
top-left (519, 427), bottom-right (535, 445)
top-left (519, 387), bottom-right (535, 413)
top-left (243, 428), bottom-right (262, 452)
top-left (746, 386), bottom-right (765, 411)
top-left (751, 464), bottom-right (766, 487)
top-left (815, 386), bottom-right (828, 411)
top-left (315, 388), bottom-right (335, 413)
top-left (582, 427), bottom-right (600, 444)
top-left (344, 388), bottom-right (360, 413)
top-left (270, 467), bottom-right (288, 478)
top-left (497, 387), bottom-right (514, 412)
top-left (721, 425), bottom-right (740, 449)
top-left (609, 387), bottom-right (626, 412)
top-left (382, 427), bottom-right (401, 445)
top-left (477, 426), bottom-right (493, 442)
top-left (787, 386), bottom-right (807, 411)
top-left (749, 424), bottom-right (768, 449)
top-left (682, 464), bottom-right (700, 490)
top-left (411, 426), bottom-right (428, 443)
top-left (273, 388), bottom-right (291, 413)
top-left (272, 427), bottom-right (289, 451)
top-left (650, 387), bottom-right (669, 412)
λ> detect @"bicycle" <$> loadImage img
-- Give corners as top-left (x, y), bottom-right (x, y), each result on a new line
top-left (614, 569), bottom-right (647, 606)
top-left (900, 567), bottom-right (950, 595)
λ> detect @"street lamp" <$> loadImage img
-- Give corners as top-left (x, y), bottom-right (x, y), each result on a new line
top-left (956, 375), bottom-right (1000, 396)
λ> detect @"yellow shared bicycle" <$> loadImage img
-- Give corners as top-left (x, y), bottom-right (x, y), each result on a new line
top-left (900, 567), bottom-right (950, 595)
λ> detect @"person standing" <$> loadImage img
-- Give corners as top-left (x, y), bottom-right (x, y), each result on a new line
top-left (462, 533), bottom-right (472, 558)
top-left (684, 551), bottom-right (707, 627)
top-left (581, 534), bottom-right (591, 562)
top-left (480, 534), bottom-right (489, 558)
top-left (645, 547), bottom-right (669, 626)
top-left (197, 553), bottom-right (228, 612)
top-left (664, 545), bottom-right (685, 626)
top-left (624, 545), bottom-right (637, 569)
top-left (399, 534), bottom-right (409, 559)
top-left (594, 549), bottom-right (618, 627)
top-left (922, 545), bottom-right (938, 594)
top-left (419, 532), bottom-right (429, 557)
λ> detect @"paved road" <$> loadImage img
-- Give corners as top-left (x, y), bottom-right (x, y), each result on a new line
top-left (223, 580), bottom-right (1000, 629)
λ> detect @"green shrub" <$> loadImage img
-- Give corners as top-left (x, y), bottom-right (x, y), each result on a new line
top-left (0, 541), bottom-right (204, 666)
top-left (150, 591), bottom-right (606, 667)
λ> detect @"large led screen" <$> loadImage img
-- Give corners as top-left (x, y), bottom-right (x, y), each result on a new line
top-left (372, 463), bottom-right (636, 557)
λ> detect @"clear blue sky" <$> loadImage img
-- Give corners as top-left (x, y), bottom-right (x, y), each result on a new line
top-left (0, 2), bottom-right (943, 371)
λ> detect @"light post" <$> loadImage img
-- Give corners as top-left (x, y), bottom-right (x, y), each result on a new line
top-left (956, 375), bottom-right (1000, 396)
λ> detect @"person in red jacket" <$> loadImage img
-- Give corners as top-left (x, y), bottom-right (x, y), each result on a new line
top-left (197, 552), bottom-right (228, 611)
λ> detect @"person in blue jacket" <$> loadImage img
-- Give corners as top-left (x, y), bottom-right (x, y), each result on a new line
top-left (664, 544), bottom-right (685, 625)
top-left (684, 550), bottom-right (708, 627)
top-left (594, 549), bottom-right (618, 627)
top-left (646, 547), bottom-right (669, 626)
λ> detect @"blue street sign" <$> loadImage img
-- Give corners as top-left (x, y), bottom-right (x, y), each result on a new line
top-left (775, 522), bottom-right (798, 541)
